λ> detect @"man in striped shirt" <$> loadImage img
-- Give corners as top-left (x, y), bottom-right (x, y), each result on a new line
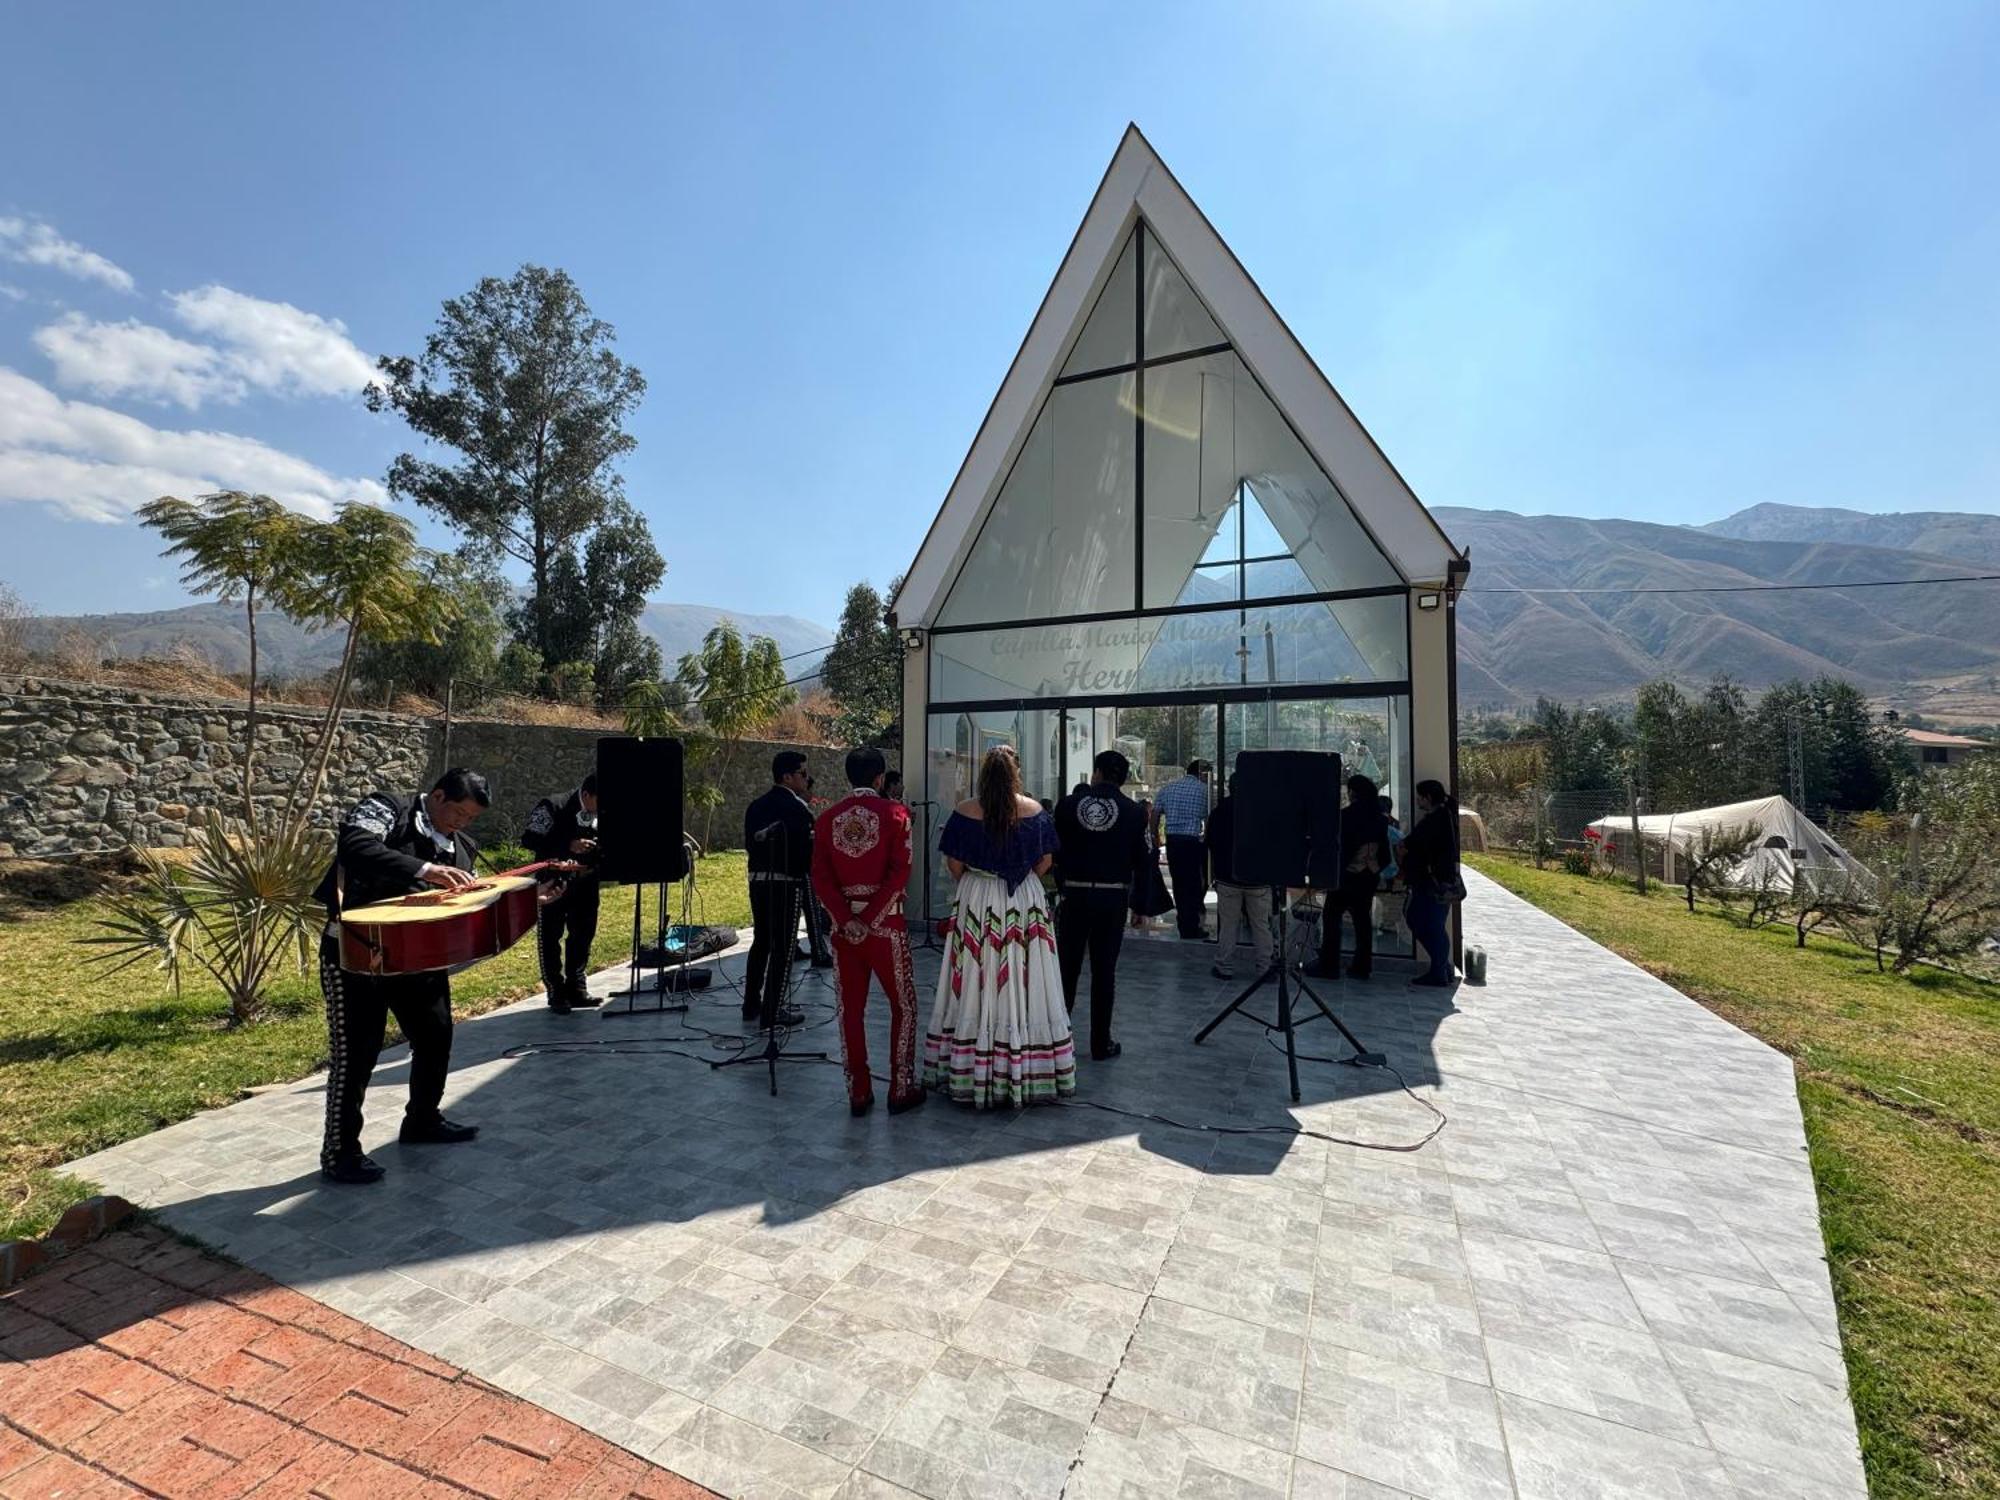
top-left (1154, 760), bottom-right (1213, 940)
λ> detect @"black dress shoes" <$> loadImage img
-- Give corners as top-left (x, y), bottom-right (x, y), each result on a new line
top-left (850, 1096), bottom-right (875, 1117)
top-left (399, 1115), bottom-right (479, 1145)
top-left (1091, 1041), bottom-right (1123, 1061)
top-left (567, 982), bottom-right (603, 1009)
top-left (321, 1153), bottom-right (385, 1185)
top-left (888, 1091), bottom-right (928, 1117)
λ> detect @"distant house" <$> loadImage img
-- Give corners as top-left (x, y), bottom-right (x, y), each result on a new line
top-left (1902, 727), bottom-right (1991, 768)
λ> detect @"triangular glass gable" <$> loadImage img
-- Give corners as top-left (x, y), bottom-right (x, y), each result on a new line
top-left (939, 218), bottom-right (1401, 633)
top-left (1060, 231), bottom-right (1136, 377)
top-left (1142, 235), bottom-right (1224, 359)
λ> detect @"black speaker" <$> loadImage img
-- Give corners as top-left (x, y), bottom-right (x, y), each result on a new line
top-left (1231, 749), bottom-right (1342, 888)
top-left (595, 736), bottom-right (687, 884)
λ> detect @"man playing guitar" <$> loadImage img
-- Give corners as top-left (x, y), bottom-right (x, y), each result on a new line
top-left (313, 768), bottom-right (495, 1184)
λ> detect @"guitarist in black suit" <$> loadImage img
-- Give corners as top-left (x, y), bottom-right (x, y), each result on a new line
top-left (312, 768), bottom-right (490, 1185)
top-left (522, 774), bottom-right (602, 1013)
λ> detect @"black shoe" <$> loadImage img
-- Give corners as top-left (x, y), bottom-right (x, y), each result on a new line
top-left (810, 956), bottom-right (835, 970)
top-left (741, 1005), bottom-right (762, 1023)
top-left (567, 982), bottom-right (603, 1009)
top-left (1302, 960), bottom-right (1337, 979)
top-left (547, 993), bottom-right (574, 1013)
top-left (1410, 974), bottom-right (1456, 988)
top-left (773, 1005), bottom-right (806, 1026)
top-left (1210, 964), bottom-right (1234, 980)
top-left (399, 1115), bottom-right (479, 1145)
top-left (850, 1096), bottom-right (875, 1118)
top-left (321, 1153), bottom-right (384, 1185)
top-left (888, 1091), bottom-right (928, 1117)
top-left (1092, 1041), bottom-right (1123, 1061)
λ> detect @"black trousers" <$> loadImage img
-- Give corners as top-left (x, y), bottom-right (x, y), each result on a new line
top-left (1166, 835), bottom-right (1208, 937)
top-left (800, 890), bottom-right (834, 962)
top-left (536, 879), bottom-right (600, 997)
top-left (1058, 889), bottom-right (1129, 1057)
top-left (1318, 872), bottom-right (1380, 976)
top-left (318, 934), bottom-right (453, 1167)
top-left (744, 879), bottom-right (800, 1023)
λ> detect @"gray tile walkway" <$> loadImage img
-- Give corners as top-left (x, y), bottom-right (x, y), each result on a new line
top-left (64, 869), bottom-right (1867, 1498)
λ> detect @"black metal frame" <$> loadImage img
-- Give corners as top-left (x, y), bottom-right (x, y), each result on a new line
top-left (1194, 904), bottom-right (1382, 1102)
top-left (924, 581), bottom-right (1409, 639)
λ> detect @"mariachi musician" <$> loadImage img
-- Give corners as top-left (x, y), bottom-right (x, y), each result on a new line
top-left (522, 773), bottom-right (602, 1013)
top-left (743, 751), bottom-right (815, 1029)
top-left (314, 768), bottom-right (508, 1185)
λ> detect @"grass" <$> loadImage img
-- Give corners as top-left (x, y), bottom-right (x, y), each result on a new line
top-left (1469, 851), bottom-right (2000, 1498)
top-left (0, 851), bottom-right (752, 1245)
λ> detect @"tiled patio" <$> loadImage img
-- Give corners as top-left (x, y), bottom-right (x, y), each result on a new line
top-left (63, 870), bottom-right (1866, 1499)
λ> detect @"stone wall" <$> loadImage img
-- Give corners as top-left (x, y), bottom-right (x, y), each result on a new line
top-left (0, 675), bottom-right (432, 858)
top-left (0, 674), bottom-right (855, 858)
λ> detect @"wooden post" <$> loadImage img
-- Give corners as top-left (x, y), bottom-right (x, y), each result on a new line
top-left (1629, 781), bottom-right (1647, 895)
top-left (1533, 782), bottom-right (1546, 868)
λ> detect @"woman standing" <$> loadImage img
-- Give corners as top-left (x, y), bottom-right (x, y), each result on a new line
top-left (1309, 774), bottom-right (1389, 981)
top-left (1401, 779), bottom-right (1464, 987)
top-left (1128, 795), bottom-right (1173, 929)
top-left (924, 748), bottom-right (1077, 1107)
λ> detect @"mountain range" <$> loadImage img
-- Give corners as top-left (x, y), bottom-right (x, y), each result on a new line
top-left (1443, 505), bottom-right (2000, 717)
top-left (19, 503), bottom-right (2000, 720)
top-left (22, 600), bottom-right (832, 683)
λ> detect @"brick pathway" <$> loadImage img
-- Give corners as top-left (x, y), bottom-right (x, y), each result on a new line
top-left (0, 1225), bottom-right (711, 1499)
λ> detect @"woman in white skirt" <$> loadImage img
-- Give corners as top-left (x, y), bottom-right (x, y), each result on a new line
top-left (923, 746), bottom-right (1076, 1108)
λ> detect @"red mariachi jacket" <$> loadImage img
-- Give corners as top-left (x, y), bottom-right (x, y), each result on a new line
top-left (810, 789), bottom-right (912, 938)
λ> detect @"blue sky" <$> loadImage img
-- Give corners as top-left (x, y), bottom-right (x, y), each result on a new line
top-left (3, 1), bottom-right (1995, 627)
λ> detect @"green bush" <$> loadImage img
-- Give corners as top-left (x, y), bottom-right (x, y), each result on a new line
top-left (1561, 848), bottom-right (1594, 878)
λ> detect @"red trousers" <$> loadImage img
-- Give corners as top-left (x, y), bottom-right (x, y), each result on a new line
top-left (835, 929), bottom-right (921, 1107)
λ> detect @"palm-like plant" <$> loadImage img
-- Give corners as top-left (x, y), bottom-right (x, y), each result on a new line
top-left (85, 811), bottom-right (329, 1025)
top-left (136, 492), bottom-right (306, 836)
top-left (285, 504), bottom-right (458, 822)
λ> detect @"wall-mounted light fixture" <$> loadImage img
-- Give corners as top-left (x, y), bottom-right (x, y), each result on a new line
top-left (902, 628), bottom-right (926, 652)
top-left (1416, 592), bottom-right (1442, 611)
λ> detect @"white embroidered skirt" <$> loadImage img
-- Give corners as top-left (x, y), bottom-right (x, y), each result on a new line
top-left (923, 871), bottom-right (1076, 1107)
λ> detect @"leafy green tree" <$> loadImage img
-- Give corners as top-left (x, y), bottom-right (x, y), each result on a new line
top-left (1751, 677), bottom-right (1904, 812)
top-left (819, 579), bottom-right (901, 745)
top-left (1531, 697), bottom-right (1630, 793)
top-left (355, 554), bottom-right (507, 705)
top-left (137, 492), bottom-right (308, 832)
top-left (494, 641), bottom-right (543, 696)
top-left (367, 264), bottom-right (663, 673)
top-left (675, 622), bottom-right (795, 845)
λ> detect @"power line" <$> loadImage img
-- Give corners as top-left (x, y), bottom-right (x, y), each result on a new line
top-left (1465, 573), bottom-right (2000, 597)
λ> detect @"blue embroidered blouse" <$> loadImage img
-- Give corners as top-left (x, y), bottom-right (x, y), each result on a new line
top-left (940, 809), bottom-right (1060, 893)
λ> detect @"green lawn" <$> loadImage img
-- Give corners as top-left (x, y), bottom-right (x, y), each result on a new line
top-left (1469, 852), bottom-right (2000, 1498)
top-left (0, 852), bottom-right (752, 1245)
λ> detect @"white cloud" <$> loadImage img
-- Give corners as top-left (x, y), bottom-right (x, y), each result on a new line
top-left (0, 283), bottom-right (25, 302)
top-left (33, 312), bottom-right (238, 409)
top-left (171, 285), bottom-right (378, 399)
top-left (0, 216), bottom-right (135, 293)
top-left (0, 366), bottom-right (389, 524)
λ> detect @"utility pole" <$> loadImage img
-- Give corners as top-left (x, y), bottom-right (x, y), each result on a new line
top-left (1786, 710), bottom-right (1806, 806)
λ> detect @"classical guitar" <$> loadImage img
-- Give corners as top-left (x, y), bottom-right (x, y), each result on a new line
top-left (339, 861), bottom-right (580, 976)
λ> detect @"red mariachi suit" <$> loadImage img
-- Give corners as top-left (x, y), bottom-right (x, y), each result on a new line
top-left (810, 788), bottom-right (921, 1107)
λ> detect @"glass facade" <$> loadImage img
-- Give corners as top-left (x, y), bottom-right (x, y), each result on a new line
top-left (917, 220), bottom-right (1416, 954)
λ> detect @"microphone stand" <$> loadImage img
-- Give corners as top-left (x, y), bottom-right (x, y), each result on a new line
top-left (911, 799), bottom-right (943, 951)
top-left (711, 819), bottom-right (830, 1095)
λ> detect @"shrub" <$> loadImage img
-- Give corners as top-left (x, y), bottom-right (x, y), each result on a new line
top-left (1561, 848), bottom-right (1594, 878)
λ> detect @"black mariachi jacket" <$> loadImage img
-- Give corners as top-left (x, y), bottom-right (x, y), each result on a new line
top-left (744, 785), bottom-right (814, 879)
top-left (522, 789), bottom-right (598, 871)
top-left (1052, 785), bottom-right (1149, 891)
top-left (313, 791), bottom-right (477, 919)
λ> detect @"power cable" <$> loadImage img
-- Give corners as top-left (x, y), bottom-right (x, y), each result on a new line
top-left (1464, 573), bottom-right (2000, 597)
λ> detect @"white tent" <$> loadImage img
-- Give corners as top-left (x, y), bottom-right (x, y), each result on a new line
top-left (1586, 795), bottom-right (1874, 898)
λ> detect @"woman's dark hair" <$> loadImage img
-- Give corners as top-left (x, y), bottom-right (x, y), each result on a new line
top-left (978, 746), bottom-right (1023, 842)
top-left (432, 768), bottom-right (490, 807)
top-left (1415, 778), bottom-right (1455, 811)
top-left (580, 772), bottom-right (598, 796)
top-left (1345, 773), bottom-right (1379, 807)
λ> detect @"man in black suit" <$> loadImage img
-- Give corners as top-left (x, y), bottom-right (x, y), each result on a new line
top-left (1053, 750), bottom-right (1150, 1061)
top-left (522, 773), bottom-right (602, 1013)
top-left (744, 751), bottom-right (816, 1028)
top-left (313, 768), bottom-right (491, 1185)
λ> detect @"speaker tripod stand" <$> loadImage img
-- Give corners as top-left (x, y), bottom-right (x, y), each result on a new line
top-left (713, 837), bottom-right (831, 1096)
top-left (1194, 902), bottom-right (1383, 1102)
